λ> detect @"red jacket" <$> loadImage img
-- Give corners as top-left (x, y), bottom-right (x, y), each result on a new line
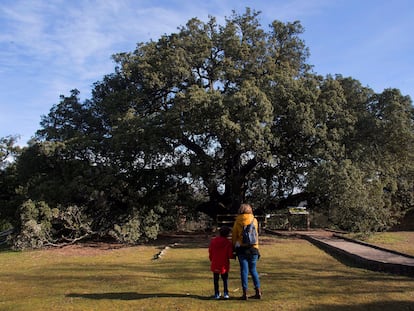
top-left (208, 236), bottom-right (234, 274)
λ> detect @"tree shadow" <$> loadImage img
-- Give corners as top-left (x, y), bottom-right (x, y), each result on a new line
top-left (0, 245), bottom-right (13, 253)
top-left (66, 292), bottom-right (215, 301)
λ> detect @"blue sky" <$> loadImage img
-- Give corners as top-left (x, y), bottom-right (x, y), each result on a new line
top-left (1, 0), bottom-right (413, 145)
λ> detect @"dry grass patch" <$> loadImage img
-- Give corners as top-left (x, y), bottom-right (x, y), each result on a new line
top-left (0, 235), bottom-right (413, 310)
top-left (361, 231), bottom-right (414, 256)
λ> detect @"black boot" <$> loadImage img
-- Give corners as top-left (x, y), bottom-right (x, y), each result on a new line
top-left (251, 288), bottom-right (262, 299)
top-left (241, 288), bottom-right (248, 300)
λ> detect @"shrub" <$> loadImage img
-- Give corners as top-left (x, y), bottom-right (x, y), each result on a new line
top-left (12, 200), bottom-right (58, 250)
top-left (109, 207), bottom-right (161, 244)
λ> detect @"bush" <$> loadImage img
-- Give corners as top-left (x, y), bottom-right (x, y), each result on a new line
top-left (12, 200), bottom-right (58, 250)
top-left (109, 207), bottom-right (161, 244)
top-left (308, 160), bottom-right (401, 234)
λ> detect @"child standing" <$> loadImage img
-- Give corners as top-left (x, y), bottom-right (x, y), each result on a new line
top-left (208, 226), bottom-right (234, 299)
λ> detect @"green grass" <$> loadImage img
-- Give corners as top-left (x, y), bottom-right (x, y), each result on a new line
top-left (0, 235), bottom-right (413, 311)
top-left (362, 231), bottom-right (414, 256)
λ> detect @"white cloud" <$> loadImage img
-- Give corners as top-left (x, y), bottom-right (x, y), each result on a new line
top-left (0, 0), bottom-right (412, 145)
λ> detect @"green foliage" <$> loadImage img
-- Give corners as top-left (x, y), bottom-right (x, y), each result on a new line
top-left (0, 135), bottom-right (21, 169)
top-left (111, 215), bottom-right (142, 244)
top-left (58, 205), bottom-right (94, 239)
top-left (308, 159), bottom-right (407, 233)
top-left (12, 197), bottom-right (162, 249)
top-left (309, 83), bottom-right (414, 232)
top-left (108, 9), bottom-right (313, 213)
top-left (12, 200), bottom-right (58, 249)
top-left (110, 207), bottom-right (161, 244)
top-left (0, 136), bottom-right (22, 227)
top-left (3, 9), bottom-right (413, 245)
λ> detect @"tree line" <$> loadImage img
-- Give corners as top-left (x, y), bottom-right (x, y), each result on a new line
top-left (1, 9), bottom-right (413, 249)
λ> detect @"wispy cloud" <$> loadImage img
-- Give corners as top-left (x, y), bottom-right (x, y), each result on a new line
top-left (0, 0), bottom-right (412, 145)
top-left (1, 0), bottom-right (217, 90)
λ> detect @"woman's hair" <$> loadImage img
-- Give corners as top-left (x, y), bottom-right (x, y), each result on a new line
top-left (238, 203), bottom-right (253, 214)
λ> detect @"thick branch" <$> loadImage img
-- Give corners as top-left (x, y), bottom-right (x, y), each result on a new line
top-left (180, 135), bottom-right (208, 158)
top-left (241, 157), bottom-right (258, 176)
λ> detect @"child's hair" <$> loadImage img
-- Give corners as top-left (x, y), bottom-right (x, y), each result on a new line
top-left (219, 226), bottom-right (231, 237)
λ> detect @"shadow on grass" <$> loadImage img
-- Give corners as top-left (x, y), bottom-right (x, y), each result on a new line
top-left (0, 245), bottom-right (18, 253)
top-left (305, 300), bottom-right (414, 311)
top-left (66, 292), bottom-right (214, 301)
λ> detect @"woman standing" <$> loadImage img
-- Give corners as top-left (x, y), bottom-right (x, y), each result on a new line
top-left (232, 203), bottom-right (262, 300)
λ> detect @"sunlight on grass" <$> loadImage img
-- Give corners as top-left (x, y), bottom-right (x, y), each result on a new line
top-left (362, 232), bottom-right (414, 256)
top-left (0, 236), bottom-right (413, 310)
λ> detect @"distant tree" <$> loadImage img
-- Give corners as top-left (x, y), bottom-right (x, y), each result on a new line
top-left (0, 135), bottom-right (20, 169)
top-left (307, 82), bottom-right (414, 233)
top-left (0, 136), bottom-right (21, 230)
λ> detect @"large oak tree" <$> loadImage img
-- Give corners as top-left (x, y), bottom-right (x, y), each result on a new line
top-left (7, 9), bottom-right (414, 247)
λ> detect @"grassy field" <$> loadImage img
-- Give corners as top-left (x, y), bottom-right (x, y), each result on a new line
top-left (362, 231), bottom-right (414, 256)
top-left (0, 234), bottom-right (413, 311)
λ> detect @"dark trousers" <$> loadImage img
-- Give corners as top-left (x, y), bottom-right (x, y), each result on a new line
top-left (213, 272), bottom-right (229, 295)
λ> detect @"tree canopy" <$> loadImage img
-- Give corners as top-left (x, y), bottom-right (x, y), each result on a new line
top-left (2, 8), bottom-right (413, 248)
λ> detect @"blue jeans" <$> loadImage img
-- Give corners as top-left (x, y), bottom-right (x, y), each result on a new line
top-left (237, 253), bottom-right (260, 290)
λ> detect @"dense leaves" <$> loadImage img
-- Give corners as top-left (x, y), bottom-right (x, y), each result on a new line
top-left (1, 9), bottom-right (413, 248)
top-left (0, 136), bottom-right (21, 230)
